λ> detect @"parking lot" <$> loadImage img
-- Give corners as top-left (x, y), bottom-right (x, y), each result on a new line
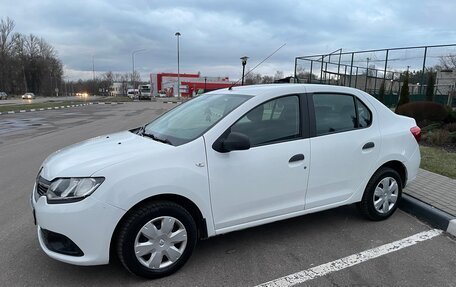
top-left (1, 102), bottom-right (455, 286)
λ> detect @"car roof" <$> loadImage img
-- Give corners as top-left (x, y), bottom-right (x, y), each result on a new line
top-left (206, 84), bottom-right (363, 97)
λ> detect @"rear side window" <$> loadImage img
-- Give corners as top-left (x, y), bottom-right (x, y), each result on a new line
top-left (313, 93), bottom-right (372, 136)
top-left (356, 98), bottom-right (372, 128)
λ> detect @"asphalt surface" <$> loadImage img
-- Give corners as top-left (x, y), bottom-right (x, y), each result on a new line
top-left (0, 102), bottom-right (455, 287)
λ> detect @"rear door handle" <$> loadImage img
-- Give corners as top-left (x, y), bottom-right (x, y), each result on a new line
top-left (362, 142), bottom-right (375, 150)
top-left (289, 154), bottom-right (305, 163)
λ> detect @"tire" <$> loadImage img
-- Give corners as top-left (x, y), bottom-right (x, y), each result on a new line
top-left (116, 201), bottom-right (197, 278)
top-left (358, 167), bottom-right (402, 221)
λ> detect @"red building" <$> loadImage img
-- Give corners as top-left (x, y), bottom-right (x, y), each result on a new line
top-left (150, 72), bottom-right (235, 97)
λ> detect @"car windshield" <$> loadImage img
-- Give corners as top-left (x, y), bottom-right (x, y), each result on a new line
top-left (143, 93), bottom-right (251, 146)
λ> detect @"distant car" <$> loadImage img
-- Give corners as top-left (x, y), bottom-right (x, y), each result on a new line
top-left (0, 92), bottom-right (7, 100)
top-left (127, 89), bottom-right (139, 99)
top-left (32, 84), bottom-right (421, 279)
top-left (22, 92), bottom-right (35, 99)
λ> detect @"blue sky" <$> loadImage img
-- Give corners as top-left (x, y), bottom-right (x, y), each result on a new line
top-left (1, 0), bottom-right (456, 81)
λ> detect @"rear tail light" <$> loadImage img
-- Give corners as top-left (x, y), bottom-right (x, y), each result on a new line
top-left (410, 126), bottom-right (421, 143)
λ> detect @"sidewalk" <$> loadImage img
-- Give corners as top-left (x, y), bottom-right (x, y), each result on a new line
top-left (402, 168), bottom-right (456, 235)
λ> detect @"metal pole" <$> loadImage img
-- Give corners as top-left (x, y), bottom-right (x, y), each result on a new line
top-left (131, 49), bottom-right (147, 100)
top-left (355, 67), bottom-right (359, 88)
top-left (324, 62), bottom-right (328, 84)
top-left (337, 49), bottom-right (342, 85)
top-left (309, 60), bottom-right (313, 83)
top-left (175, 32), bottom-right (181, 99)
top-left (343, 65), bottom-right (347, 86)
top-left (131, 53), bottom-right (135, 98)
top-left (365, 57), bottom-right (370, 91)
top-left (383, 49), bottom-right (389, 82)
top-left (240, 56), bottom-right (248, 85)
top-left (294, 58), bottom-right (297, 80)
top-left (420, 47), bottom-right (428, 95)
top-left (374, 69), bottom-right (378, 95)
top-left (349, 53), bottom-right (354, 87)
top-left (320, 55), bottom-right (324, 83)
top-left (242, 64), bottom-right (246, 85)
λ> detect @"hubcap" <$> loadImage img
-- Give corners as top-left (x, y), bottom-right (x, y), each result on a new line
top-left (134, 216), bottom-right (187, 270)
top-left (373, 177), bottom-right (399, 214)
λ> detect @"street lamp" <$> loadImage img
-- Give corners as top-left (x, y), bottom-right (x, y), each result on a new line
top-left (132, 48), bottom-right (147, 99)
top-left (175, 32), bottom-right (181, 98)
top-left (240, 56), bottom-right (249, 85)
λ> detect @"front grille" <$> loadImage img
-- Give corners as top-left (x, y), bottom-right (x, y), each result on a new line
top-left (35, 176), bottom-right (51, 199)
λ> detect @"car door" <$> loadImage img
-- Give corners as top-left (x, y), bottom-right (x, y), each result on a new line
top-left (204, 94), bottom-right (311, 231)
top-left (305, 92), bottom-right (381, 210)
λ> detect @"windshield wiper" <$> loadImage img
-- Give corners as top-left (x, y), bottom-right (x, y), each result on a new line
top-left (142, 132), bottom-right (172, 145)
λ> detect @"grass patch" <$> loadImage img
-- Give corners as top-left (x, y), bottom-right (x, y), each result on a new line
top-left (0, 101), bottom-right (85, 113)
top-left (420, 145), bottom-right (456, 179)
top-left (95, 96), bottom-right (133, 102)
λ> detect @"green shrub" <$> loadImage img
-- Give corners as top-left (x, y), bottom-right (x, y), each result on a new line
top-left (396, 72), bottom-right (410, 109)
top-left (395, 101), bottom-right (449, 126)
top-left (426, 130), bottom-right (450, 146)
top-left (444, 106), bottom-right (456, 123)
top-left (444, 122), bottom-right (456, 132)
top-left (421, 123), bottom-right (442, 132)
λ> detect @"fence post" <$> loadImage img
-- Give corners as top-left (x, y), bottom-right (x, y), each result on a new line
top-left (420, 47), bottom-right (428, 95)
top-left (349, 53), bottom-right (354, 87)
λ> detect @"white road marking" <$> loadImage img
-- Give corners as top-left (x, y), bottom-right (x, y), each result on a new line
top-left (255, 229), bottom-right (442, 287)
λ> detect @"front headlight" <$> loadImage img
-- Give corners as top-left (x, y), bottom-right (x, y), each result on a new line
top-left (47, 177), bottom-right (104, 203)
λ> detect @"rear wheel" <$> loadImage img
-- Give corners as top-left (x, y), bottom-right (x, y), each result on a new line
top-left (116, 201), bottom-right (197, 278)
top-left (358, 167), bottom-right (402, 221)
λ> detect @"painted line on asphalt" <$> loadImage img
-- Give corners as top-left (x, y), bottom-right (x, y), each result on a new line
top-left (448, 219), bottom-right (456, 236)
top-left (255, 229), bottom-right (442, 287)
top-left (0, 102), bottom-right (122, 116)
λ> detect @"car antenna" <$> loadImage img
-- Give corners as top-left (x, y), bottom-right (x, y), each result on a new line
top-left (228, 43), bottom-right (286, 90)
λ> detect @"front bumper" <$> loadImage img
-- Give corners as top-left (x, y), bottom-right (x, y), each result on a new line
top-left (32, 186), bottom-right (126, 266)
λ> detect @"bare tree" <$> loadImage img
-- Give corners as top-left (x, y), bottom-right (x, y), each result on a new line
top-left (273, 70), bottom-right (284, 81)
top-left (439, 54), bottom-right (456, 70)
top-left (0, 17), bottom-right (63, 95)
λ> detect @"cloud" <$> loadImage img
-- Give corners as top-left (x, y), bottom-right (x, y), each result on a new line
top-left (1, 0), bottom-right (455, 81)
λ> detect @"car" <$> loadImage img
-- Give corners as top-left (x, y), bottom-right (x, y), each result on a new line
top-left (31, 84), bottom-right (421, 279)
top-left (22, 92), bottom-right (35, 99)
top-left (0, 92), bottom-right (7, 100)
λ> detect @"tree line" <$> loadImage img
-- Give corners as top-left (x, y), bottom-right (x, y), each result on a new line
top-left (0, 17), bottom-right (63, 96)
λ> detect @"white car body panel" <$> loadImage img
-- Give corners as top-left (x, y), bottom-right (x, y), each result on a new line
top-left (32, 84), bottom-right (421, 266)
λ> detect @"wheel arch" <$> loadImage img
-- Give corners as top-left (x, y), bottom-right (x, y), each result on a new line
top-left (376, 160), bottom-right (407, 188)
top-left (109, 193), bottom-right (208, 262)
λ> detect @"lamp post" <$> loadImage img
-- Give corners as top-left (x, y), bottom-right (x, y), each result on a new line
top-left (175, 32), bottom-right (181, 98)
top-left (132, 49), bottom-right (147, 100)
top-left (240, 56), bottom-right (249, 85)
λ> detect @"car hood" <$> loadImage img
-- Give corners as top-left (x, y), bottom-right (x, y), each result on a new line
top-left (40, 131), bottom-right (171, 180)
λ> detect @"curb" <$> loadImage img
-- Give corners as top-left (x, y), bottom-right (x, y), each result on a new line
top-left (0, 102), bottom-right (121, 115)
top-left (400, 194), bottom-right (456, 236)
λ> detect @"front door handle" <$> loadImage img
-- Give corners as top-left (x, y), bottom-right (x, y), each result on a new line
top-left (362, 142), bottom-right (375, 150)
top-left (289, 154), bottom-right (305, 163)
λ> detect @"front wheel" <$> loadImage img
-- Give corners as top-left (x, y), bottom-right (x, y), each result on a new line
top-left (116, 201), bottom-right (197, 278)
top-left (358, 167), bottom-right (402, 221)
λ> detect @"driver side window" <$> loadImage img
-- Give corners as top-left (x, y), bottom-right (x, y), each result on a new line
top-left (231, 95), bottom-right (301, 146)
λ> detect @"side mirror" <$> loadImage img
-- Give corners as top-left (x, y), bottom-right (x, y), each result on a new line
top-left (212, 132), bottom-right (251, 153)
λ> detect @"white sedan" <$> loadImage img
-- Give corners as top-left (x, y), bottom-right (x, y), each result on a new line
top-left (31, 84), bottom-right (421, 278)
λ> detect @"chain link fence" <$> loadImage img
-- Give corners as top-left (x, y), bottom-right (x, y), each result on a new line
top-left (295, 44), bottom-right (456, 107)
